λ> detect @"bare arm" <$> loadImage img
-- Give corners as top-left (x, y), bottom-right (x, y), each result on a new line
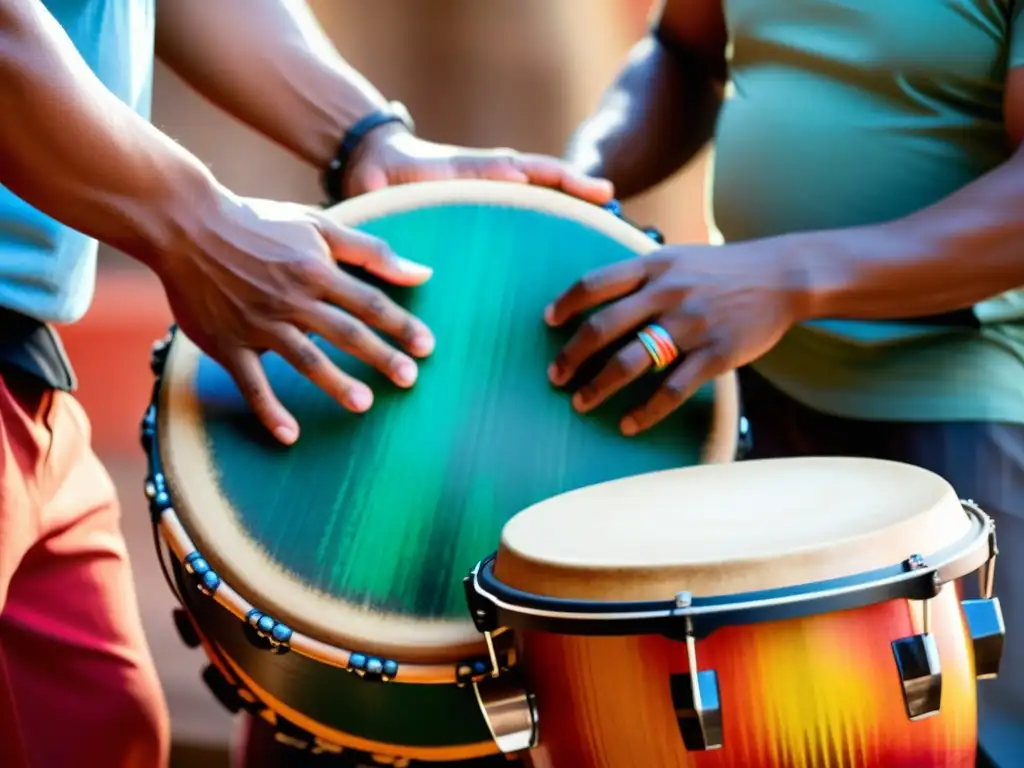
top-left (798, 70), bottom-right (1024, 321)
top-left (155, 0), bottom-right (391, 170)
top-left (563, 0), bottom-right (727, 199)
top-left (0, 0), bottom-right (218, 266)
top-left (0, 0), bottom-right (440, 444)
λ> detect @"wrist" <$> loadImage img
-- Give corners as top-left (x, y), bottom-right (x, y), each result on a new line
top-left (122, 158), bottom-right (225, 277)
top-left (322, 101), bottom-right (415, 203)
top-left (781, 227), bottom-right (879, 322)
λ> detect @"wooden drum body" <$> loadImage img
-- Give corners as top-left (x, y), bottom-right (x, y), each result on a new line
top-left (141, 181), bottom-right (742, 764)
top-left (466, 458), bottom-right (1005, 768)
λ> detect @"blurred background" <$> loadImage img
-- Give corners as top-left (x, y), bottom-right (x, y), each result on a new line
top-left (65, 1), bottom-right (710, 764)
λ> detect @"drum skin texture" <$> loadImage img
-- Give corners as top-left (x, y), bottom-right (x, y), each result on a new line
top-left (520, 588), bottom-right (976, 768)
top-left (155, 182), bottom-right (739, 760)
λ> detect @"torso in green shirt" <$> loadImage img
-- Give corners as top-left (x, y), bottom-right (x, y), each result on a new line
top-left (710, 0), bottom-right (1024, 423)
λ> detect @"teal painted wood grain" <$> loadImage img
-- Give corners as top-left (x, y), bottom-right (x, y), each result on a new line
top-left (195, 204), bottom-right (721, 619)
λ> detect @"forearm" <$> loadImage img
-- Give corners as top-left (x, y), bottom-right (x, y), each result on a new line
top-left (564, 31), bottom-right (721, 200)
top-left (798, 146), bottom-right (1024, 320)
top-left (156, 0), bottom-right (387, 170)
top-left (0, 1), bottom-right (219, 267)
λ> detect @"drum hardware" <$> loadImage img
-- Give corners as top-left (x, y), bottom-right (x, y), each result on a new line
top-left (669, 591), bottom-right (723, 751)
top-left (472, 669), bottom-right (539, 755)
top-left (201, 663), bottom-right (245, 714)
top-left (172, 607), bottom-right (202, 649)
top-left (346, 651), bottom-right (401, 682)
top-left (465, 498), bottom-right (999, 753)
top-left (960, 500), bottom-right (1005, 680)
top-left (736, 415), bottom-right (753, 459)
top-left (466, 498), bottom-right (993, 641)
top-left (602, 199), bottom-right (664, 244)
top-left (244, 608), bottom-right (294, 654)
top-left (463, 575), bottom-right (540, 755)
top-left (890, 555), bottom-right (943, 721)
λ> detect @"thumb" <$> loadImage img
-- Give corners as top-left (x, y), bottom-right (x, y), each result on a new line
top-left (313, 214), bottom-right (433, 287)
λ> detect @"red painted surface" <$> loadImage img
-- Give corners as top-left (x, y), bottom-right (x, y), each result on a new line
top-left (59, 271), bottom-right (173, 455)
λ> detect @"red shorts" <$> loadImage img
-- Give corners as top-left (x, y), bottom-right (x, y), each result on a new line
top-left (0, 371), bottom-right (169, 767)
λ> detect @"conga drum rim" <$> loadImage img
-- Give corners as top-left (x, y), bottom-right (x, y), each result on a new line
top-left (152, 180), bottom-right (741, 669)
top-left (466, 458), bottom-right (996, 639)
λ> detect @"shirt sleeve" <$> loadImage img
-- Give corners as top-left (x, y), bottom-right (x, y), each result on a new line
top-left (1011, 1), bottom-right (1024, 70)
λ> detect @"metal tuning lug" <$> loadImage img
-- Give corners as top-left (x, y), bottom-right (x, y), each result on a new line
top-left (891, 557), bottom-right (942, 720)
top-left (473, 668), bottom-right (539, 755)
top-left (963, 542), bottom-right (1005, 680)
top-left (670, 592), bottom-right (723, 751)
top-left (463, 567), bottom-right (538, 755)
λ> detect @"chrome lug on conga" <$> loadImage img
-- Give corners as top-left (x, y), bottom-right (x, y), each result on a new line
top-left (473, 669), bottom-right (539, 755)
top-left (963, 542), bottom-right (1005, 680)
top-left (671, 592), bottom-right (724, 751)
top-left (891, 563), bottom-right (943, 721)
top-left (892, 632), bottom-right (942, 720)
top-left (463, 569), bottom-right (502, 678)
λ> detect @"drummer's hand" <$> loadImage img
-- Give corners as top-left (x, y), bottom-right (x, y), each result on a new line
top-left (154, 193), bottom-right (435, 445)
top-left (344, 124), bottom-right (614, 205)
top-left (544, 242), bottom-right (813, 435)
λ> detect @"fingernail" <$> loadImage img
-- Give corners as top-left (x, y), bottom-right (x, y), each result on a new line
top-left (350, 387), bottom-right (374, 412)
top-left (396, 256), bottom-right (433, 278)
top-left (597, 179), bottom-right (614, 196)
top-left (571, 391), bottom-right (588, 412)
top-left (547, 362), bottom-right (563, 384)
top-left (621, 417), bottom-right (638, 436)
top-left (273, 425), bottom-right (298, 444)
top-left (395, 359), bottom-right (418, 387)
top-left (410, 332), bottom-right (435, 357)
top-left (543, 305), bottom-right (557, 326)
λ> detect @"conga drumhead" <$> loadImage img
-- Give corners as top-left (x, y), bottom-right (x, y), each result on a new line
top-left (494, 457), bottom-right (971, 602)
top-left (157, 180), bottom-right (739, 663)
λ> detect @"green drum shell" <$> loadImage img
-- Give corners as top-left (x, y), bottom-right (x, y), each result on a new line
top-left (154, 181), bottom-right (739, 758)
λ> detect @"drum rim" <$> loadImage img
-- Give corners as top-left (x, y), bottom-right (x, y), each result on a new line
top-left (465, 499), bottom-right (996, 640)
top-left (145, 179), bottom-right (743, 671)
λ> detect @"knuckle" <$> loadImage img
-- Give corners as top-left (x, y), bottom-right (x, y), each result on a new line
top-left (363, 238), bottom-right (394, 265)
top-left (577, 272), bottom-right (604, 295)
top-left (250, 292), bottom-right (291, 319)
top-left (704, 346), bottom-right (730, 371)
top-left (289, 257), bottom-right (329, 290)
top-left (384, 349), bottom-right (405, 373)
top-left (578, 316), bottom-right (606, 344)
top-left (237, 378), bottom-right (271, 412)
top-left (399, 317), bottom-right (420, 345)
top-left (662, 377), bottom-right (690, 399)
top-left (608, 350), bottom-right (637, 377)
top-left (336, 316), bottom-right (369, 348)
top-left (292, 343), bottom-right (323, 375)
top-left (334, 379), bottom-right (356, 402)
top-left (361, 288), bottom-right (392, 325)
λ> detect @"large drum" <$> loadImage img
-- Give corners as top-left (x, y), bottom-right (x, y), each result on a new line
top-left (465, 457), bottom-right (1005, 768)
top-left (141, 181), bottom-right (742, 764)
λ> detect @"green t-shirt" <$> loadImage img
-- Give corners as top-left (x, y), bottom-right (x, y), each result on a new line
top-left (710, 0), bottom-right (1024, 423)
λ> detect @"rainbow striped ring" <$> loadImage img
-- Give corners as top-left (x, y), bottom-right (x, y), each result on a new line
top-left (637, 323), bottom-right (679, 372)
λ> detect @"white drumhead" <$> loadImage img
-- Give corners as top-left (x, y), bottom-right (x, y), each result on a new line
top-left (493, 457), bottom-right (970, 602)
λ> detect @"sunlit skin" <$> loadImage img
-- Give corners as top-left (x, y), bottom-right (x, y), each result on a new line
top-left (0, 0), bottom-right (612, 447)
top-left (553, 0), bottom-right (1024, 437)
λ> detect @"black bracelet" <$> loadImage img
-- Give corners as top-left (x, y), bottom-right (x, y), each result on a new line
top-left (321, 102), bottom-right (414, 205)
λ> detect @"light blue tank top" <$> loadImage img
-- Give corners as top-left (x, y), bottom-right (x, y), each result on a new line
top-left (0, 0), bottom-right (155, 324)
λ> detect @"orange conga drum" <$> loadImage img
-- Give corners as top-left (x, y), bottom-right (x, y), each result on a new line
top-left (463, 458), bottom-right (1005, 768)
